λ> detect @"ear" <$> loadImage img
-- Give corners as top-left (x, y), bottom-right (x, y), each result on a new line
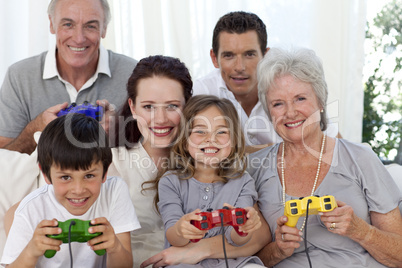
top-left (39, 164), bottom-right (52, 185)
top-left (210, 49), bottom-right (220, 69)
top-left (101, 26), bottom-right (107, 39)
top-left (102, 174), bottom-right (107, 183)
top-left (49, 15), bottom-right (56, 34)
top-left (128, 98), bottom-right (137, 120)
top-left (102, 164), bottom-right (110, 183)
top-left (264, 47), bottom-right (270, 56)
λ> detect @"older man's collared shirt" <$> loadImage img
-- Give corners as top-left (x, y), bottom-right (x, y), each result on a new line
top-left (43, 45), bottom-right (111, 103)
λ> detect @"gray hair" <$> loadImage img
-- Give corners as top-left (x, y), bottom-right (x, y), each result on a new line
top-left (257, 47), bottom-right (328, 131)
top-left (48, 0), bottom-right (111, 27)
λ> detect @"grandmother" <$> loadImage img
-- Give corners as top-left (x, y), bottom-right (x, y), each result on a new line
top-left (247, 47), bottom-right (402, 267)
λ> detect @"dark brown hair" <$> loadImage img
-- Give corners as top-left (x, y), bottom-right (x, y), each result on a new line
top-left (114, 55), bottom-right (193, 147)
top-left (38, 114), bottom-right (112, 182)
top-left (212, 11), bottom-right (268, 56)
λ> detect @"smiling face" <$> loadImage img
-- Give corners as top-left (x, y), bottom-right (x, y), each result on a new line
top-left (187, 106), bottom-right (232, 169)
top-left (129, 76), bottom-right (186, 149)
top-left (211, 31), bottom-right (265, 100)
top-left (49, 0), bottom-right (106, 72)
top-left (266, 74), bottom-right (322, 143)
top-left (45, 161), bottom-right (106, 216)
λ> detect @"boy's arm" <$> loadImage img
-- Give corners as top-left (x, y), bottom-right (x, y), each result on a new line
top-left (105, 232), bottom-right (133, 268)
top-left (87, 217), bottom-right (133, 268)
top-left (5, 219), bottom-right (62, 268)
top-left (6, 243), bottom-right (40, 268)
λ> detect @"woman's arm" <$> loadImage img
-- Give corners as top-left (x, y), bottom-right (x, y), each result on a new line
top-left (4, 202), bottom-right (20, 236)
top-left (321, 201), bottom-right (402, 267)
top-left (255, 215), bottom-right (303, 267)
top-left (362, 208), bottom-right (402, 267)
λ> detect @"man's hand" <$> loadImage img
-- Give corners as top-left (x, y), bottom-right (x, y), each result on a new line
top-left (1, 102), bottom-right (68, 154)
top-left (35, 102), bottom-right (69, 131)
top-left (96, 99), bottom-right (117, 136)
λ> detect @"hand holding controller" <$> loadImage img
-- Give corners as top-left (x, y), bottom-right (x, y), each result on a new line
top-left (190, 206), bottom-right (248, 243)
top-left (57, 101), bottom-right (104, 121)
top-left (44, 219), bottom-right (106, 258)
top-left (284, 195), bottom-right (338, 227)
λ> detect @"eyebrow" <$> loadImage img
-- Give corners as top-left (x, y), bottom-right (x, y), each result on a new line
top-left (140, 100), bottom-right (181, 104)
top-left (59, 18), bottom-right (100, 25)
top-left (86, 20), bottom-right (100, 25)
top-left (192, 124), bottom-right (228, 128)
top-left (269, 93), bottom-right (309, 102)
top-left (245, 49), bottom-right (258, 54)
top-left (60, 18), bottom-right (73, 23)
top-left (221, 49), bottom-right (258, 54)
top-left (192, 123), bottom-right (208, 128)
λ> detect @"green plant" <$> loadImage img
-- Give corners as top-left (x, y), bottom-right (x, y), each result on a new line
top-left (363, 0), bottom-right (402, 164)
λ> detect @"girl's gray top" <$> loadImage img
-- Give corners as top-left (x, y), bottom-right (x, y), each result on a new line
top-left (247, 138), bottom-right (401, 268)
top-left (158, 171), bottom-right (263, 267)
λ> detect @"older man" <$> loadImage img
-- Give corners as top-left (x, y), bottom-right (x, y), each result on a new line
top-left (0, 0), bottom-right (137, 154)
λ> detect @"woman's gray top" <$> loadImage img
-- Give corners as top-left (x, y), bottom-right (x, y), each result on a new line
top-left (247, 139), bottom-right (401, 268)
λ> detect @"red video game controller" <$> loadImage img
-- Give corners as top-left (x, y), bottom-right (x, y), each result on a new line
top-left (190, 206), bottom-right (248, 243)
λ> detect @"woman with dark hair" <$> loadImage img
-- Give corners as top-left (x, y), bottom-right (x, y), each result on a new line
top-left (108, 55), bottom-right (193, 267)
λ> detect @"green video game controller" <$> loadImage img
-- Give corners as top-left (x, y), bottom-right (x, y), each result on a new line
top-left (44, 219), bottom-right (106, 258)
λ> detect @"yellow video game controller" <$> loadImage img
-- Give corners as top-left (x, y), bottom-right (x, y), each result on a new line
top-left (284, 195), bottom-right (338, 227)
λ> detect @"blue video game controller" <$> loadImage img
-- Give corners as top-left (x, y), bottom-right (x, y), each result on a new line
top-left (57, 101), bottom-right (104, 121)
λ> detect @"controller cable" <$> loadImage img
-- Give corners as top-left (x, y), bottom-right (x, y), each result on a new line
top-left (68, 220), bottom-right (76, 268)
top-left (219, 213), bottom-right (229, 268)
top-left (304, 200), bottom-right (312, 268)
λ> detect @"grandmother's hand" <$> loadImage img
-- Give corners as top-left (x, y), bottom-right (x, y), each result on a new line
top-left (274, 215), bottom-right (303, 258)
top-left (320, 200), bottom-right (365, 239)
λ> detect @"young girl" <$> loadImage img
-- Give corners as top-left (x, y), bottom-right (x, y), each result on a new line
top-left (157, 95), bottom-right (264, 267)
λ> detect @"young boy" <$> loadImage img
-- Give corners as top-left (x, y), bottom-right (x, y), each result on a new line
top-left (1, 114), bottom-right (140, 268)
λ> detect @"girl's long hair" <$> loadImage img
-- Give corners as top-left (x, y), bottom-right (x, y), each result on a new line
top-left (146, 95), bottom-right (247, 211)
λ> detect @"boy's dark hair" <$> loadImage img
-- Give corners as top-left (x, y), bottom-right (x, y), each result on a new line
top-left (38, 114), bottom-right (112, 182)
top-left (212, 11), bottom-right (268, 56)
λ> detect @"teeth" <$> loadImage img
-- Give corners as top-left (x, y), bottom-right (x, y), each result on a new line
top-left (152, 128), bottom-right (171, 134)
top-left (69, 198), bottom-right (87, 203)
top-left (204, 148), bottom-right (218, 154)
top-left (69, 46), bottom-right (86, 52)
top-left (286, 121), bottom-right (303, 127)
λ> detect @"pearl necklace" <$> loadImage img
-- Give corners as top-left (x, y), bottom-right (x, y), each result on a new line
top-left (281, 134), bottom-right (326, 231)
